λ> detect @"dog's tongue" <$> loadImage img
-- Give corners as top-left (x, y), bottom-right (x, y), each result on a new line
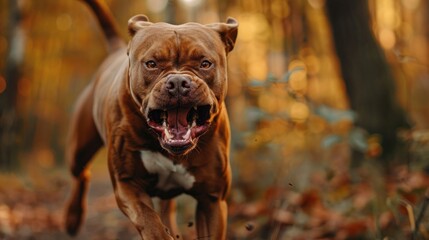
top-left (167, 108), bottom-right (189, 128)
top-left (166, 108), bottom-right (190, 140)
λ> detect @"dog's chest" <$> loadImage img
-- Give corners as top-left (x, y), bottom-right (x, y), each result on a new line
top-left (140, 150), bottom-right (195, 191)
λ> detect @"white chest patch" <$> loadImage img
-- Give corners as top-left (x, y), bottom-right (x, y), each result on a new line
top-left (140, 150), bottom-right (195, 191)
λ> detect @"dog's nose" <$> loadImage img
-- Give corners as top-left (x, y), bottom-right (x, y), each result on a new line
top-left (166, 75), bottom-right (191, 96)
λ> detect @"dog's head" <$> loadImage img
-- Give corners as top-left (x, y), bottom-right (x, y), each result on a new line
top-left (126, 15), bottom-right (238, 155)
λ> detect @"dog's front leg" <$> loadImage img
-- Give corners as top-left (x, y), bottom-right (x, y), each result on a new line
top-left (160, 199), bottom-right (179, 237)
top-left (195, 197), bottom-right (228, 240)
top-left (107, 136), bottom-right (174, 240)
top-left (113, 178), bottom-right (175, 240)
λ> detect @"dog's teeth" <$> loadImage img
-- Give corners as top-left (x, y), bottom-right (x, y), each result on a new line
top-left (183, 129), bottom-right (191, 140)
top-left (191, 120), bottom-right (197, 128)
top-left (164, 128), bottom-right (173, 140)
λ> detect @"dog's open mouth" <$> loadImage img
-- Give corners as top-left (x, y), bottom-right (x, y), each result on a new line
top-left (147, 105), bottom-right (211, 155)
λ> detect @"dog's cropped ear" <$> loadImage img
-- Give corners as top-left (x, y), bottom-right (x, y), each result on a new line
top-left (207, 17), bottom-right (238, 53)
top-left (128, 15), bottom-right (152, 36)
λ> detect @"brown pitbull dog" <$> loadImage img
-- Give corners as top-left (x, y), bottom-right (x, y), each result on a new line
top-left (64, 0), bottom-right (237, 239)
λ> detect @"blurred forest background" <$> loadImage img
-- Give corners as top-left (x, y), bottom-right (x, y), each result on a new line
top-left (1, 0), bottom-right (429, 239)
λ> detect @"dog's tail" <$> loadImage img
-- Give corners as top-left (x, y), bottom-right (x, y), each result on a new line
top-left (80, 0), bottom-right (124, 52)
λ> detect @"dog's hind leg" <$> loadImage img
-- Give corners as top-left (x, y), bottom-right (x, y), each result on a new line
top-left (64, 84), bottom-right (103, 236)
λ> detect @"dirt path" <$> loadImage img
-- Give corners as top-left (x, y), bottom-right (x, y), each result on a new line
top-left (0, 166), bottom-right (138, 240)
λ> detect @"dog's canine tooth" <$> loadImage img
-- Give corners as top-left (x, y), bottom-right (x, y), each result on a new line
top-left (164, 128), bottom-right (173, 140)
top-left (183, 129), bottom-right (191, 140)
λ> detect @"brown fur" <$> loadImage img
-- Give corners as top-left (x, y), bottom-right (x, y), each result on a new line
top-left (64, 1), bottom-right (238, 239)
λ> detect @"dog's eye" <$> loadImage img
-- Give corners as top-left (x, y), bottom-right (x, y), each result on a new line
top-left (200, 60), bottom-right (212, 69)
top-left (145, 60), bottom-right (157, 69)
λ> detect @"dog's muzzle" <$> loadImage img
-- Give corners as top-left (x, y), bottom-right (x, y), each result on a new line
top-left (146, 74), bottom-right (213, 155)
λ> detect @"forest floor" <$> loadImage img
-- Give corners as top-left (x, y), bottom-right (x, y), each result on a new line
top-left (1, 151), bottom-right (429, 240)
top-left (0, 160), bottom-right (139, 240)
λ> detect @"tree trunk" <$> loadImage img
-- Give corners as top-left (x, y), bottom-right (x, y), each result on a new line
top-left (325, 0), bottom-right (409, 166)
top-left (0, 0), bottom-right (24, 170)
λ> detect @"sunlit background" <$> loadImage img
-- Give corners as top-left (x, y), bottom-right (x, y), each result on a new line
top-left (1, 0), bottom-right (429, 239)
